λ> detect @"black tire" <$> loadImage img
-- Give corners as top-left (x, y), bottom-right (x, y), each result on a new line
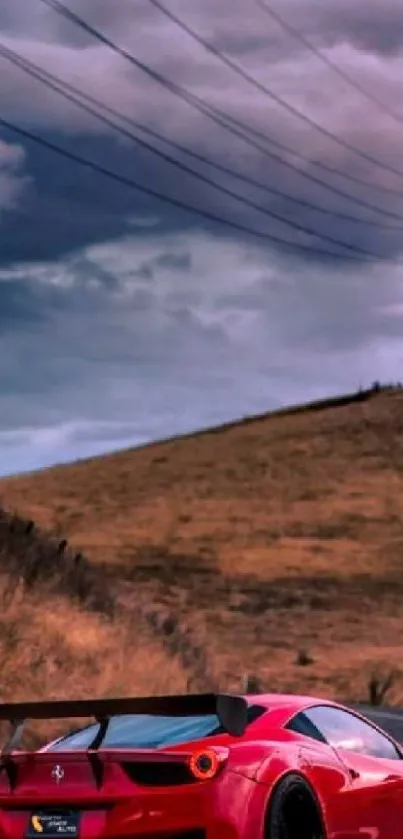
top-left (265, 773), bottom-right (326, 839)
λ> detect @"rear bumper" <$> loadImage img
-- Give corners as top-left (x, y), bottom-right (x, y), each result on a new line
top-left (0, 772), bottom-right (269, 839)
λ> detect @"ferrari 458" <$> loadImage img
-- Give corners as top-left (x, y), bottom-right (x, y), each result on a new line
top-left (0, 691), bottom-right (402, 839)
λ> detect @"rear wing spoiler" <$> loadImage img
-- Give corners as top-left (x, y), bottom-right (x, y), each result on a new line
top-left (0, 693), bottom-right (248, 755)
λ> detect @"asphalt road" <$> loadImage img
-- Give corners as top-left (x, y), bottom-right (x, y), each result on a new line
top-left (353, 704), bottom-right (403, 743)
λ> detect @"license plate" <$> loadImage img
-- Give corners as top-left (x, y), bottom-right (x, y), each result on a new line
top-left (27, 812), bottom-right (80, 838)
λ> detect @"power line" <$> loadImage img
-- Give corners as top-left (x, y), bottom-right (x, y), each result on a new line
top-left (0, 115), bottom-right (373, 260)
top-left (0, 43), bottom-right (391, 259)
top-left (7, 44), bottom-right (401, 231)
top-left (146, 0), bottom-right (403, 181)
top-left (202, 102), bottom-right (403, 198)
top-left (255, 0), bottom-right (403, 129)
top-left (37, 0), bottom-right (403, 219)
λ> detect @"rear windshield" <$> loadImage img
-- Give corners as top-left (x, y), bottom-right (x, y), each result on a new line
top-left (48, 714), bottom-right (225, 751)
top-left (47, 705), bottom-right (265, 751)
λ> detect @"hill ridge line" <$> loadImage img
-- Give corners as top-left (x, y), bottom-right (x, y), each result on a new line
top-left (1, 384), bottom-right (397, 481)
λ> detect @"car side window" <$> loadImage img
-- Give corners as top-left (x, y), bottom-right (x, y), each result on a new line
top-left (286, 711), bottom-right (327, 743)
top-left (287, 706), bottom-right (402, 761)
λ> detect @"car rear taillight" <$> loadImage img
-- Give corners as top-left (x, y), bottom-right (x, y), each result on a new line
top-left (188, 749), bottom-right (222, 781)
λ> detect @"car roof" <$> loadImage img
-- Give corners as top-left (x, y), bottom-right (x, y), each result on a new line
top-left (244, 692), bottom-right (338, 712)
top-left (243, 692), bottom-right (344, 727)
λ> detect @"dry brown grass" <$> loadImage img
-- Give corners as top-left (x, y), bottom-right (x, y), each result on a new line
top-left (2, 386), bottom-right (403, 704)
top-left (0, 572), bottom-right (189, 745)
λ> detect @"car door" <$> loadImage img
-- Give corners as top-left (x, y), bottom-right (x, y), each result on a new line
top-left (293, 705), bottom-right (403, 839)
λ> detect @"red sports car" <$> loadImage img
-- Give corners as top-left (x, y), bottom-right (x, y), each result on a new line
top-left (0, 692), bottom-right (402, 839)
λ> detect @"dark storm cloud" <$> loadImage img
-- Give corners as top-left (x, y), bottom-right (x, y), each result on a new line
top-left (0, 278), bottom-right (49, 331)
top-left (0, 132), bottom-right (174, 263)
top-left (0, 0), bottom-right (401, 274)
top-left (0, 231), bottom-right (401, 470)
top-left (1, 0), bottom-right (403, 473)
top-left (0, 0), bottom-right (403, 265)
top-left (287, 0), bottom-right (403, 56)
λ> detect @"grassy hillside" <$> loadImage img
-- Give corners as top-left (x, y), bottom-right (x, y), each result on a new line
top-left (2, 385), bottom-right (403, 704)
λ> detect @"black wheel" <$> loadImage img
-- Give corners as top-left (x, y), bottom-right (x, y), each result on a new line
top-left (265, 773), bottom-right (325, 839)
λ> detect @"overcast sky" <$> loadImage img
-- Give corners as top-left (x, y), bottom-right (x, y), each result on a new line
top-left (1, 0), bottom-right (403, 476)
